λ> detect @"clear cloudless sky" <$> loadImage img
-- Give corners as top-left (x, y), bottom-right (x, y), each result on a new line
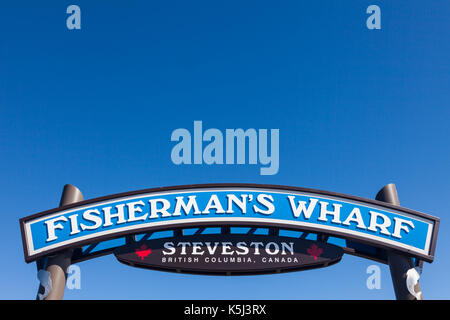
top-left (0, 1), bottom-right (449, 299)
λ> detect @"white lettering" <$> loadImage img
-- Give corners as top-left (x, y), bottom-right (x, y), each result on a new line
top-left (45, 216), bottom-right (68, 242)
top-left (288, 197), bottom-right (318, 219)
top-left (318, 201), bottom-right (342, 224)
top-left (368, 211), bottom-right (391, 236)
top-left (392, 217), bottom-right (415, 239)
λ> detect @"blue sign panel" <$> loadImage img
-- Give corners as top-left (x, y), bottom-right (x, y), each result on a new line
top-left (20, 185), bottom-right (439, 262)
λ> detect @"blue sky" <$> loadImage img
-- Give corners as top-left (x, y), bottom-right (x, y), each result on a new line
top-left (0, 1), bottom-right (449, 299)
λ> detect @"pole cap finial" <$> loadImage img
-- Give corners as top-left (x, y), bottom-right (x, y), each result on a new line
top-left (59, 184), bottom-right (84, 207)
top-left (375, 183), bottom-right (400, 206)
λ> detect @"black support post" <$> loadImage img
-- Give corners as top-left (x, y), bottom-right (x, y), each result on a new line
top-left (36, 184), bottom-right (84, 300)
top-left (376, 183), bottom-right (422, 300)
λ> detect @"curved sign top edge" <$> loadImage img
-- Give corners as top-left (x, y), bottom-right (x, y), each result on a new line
top-left (19, 184), bottom-right (440, 263)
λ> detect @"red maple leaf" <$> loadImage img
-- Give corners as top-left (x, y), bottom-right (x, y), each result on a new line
top-left (135, 244), bottom-right (152, 260)
top-left (307, 244), bottom-right (323, 260)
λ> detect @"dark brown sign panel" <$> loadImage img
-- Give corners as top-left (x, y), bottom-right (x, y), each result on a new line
top-left (114, 234), bottom-right (344, 275)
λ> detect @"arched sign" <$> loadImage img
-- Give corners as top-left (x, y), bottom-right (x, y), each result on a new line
top-left (20, 184), bottom-right (439, 264)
